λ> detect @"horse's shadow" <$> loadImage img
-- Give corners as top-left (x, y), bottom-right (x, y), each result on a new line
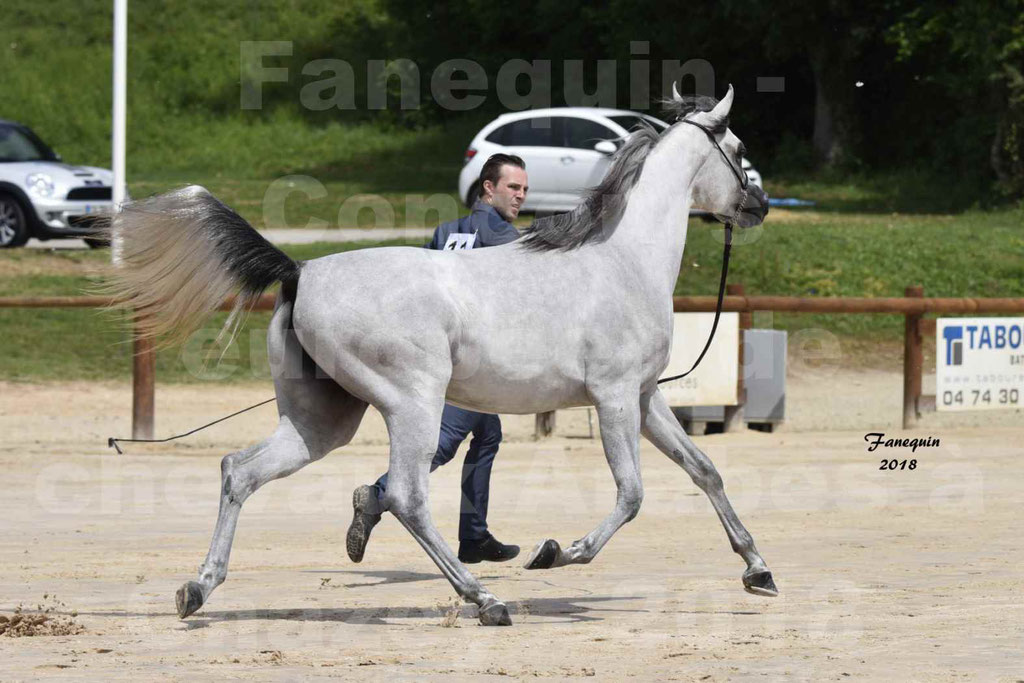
top-left (173, 569), bottom-right (643, 628)
top-left (75, 570), bottom-right (647, 629)
top-left (185, 594), bottom-right (641, 629)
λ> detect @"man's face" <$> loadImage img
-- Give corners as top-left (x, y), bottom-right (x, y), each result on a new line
top-left (483, 165), bottom-right (528, 220)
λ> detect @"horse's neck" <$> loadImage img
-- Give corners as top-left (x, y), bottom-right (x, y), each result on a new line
top-left (602, 138), bottom-right (701, 298)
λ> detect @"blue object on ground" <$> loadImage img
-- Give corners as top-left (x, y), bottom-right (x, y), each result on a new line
top-left (768, 198), bottom-right (816, 207)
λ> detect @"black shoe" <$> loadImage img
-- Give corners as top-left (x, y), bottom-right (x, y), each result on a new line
top-left (346, 485), bottom-right (382, 563)
top-left (458, 534), bottom-right (521, 564)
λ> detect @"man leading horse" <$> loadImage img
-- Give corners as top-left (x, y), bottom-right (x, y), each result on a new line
top-left (347, 153), bottom-right (528, 566)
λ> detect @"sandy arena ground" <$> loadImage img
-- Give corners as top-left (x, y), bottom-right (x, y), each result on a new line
top-left (1, 369), bottom-right (1022, 680)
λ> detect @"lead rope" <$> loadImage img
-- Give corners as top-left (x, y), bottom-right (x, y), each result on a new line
top-left (107, 396), bottom-right (277, 453)
top-left (107, 225), bottom-right (734, 452)
top-left (657, 222), bottom-right (733, 384)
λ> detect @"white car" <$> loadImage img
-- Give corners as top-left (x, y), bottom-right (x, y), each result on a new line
top-left (0, 119), bottom-right (114, 248)
top-left (458, 107), bottom-right (762, 213)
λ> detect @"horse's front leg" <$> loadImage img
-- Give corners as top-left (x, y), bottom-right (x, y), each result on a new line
top-left (641, 389), bottom-right (777, 596)
top-left (524, 393), bottom-right (643, 569)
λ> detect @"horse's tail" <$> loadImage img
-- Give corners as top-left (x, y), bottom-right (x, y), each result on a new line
top-left (103, 185), bottom-right (300, 347)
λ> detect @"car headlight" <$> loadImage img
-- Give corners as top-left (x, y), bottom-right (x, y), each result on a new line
top-left (26, 173), bottom-right (55, 198)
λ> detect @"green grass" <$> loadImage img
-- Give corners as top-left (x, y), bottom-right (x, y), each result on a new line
top-left (3, 0), bottom-right (489, 230)
top-left (764, 169), bottom-right (1000, 214)
top-left (121, 113), bottom-right (490, 229)
top-left (676, 204), bottom-right (1024, 338)
top-left (2, 0), bottom-right (404, 167)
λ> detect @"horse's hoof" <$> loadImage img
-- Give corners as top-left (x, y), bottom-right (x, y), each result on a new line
top-left (176, 581), bottom-right (205, 618)
top-left (742, 569), bottom-right (778, 597)
top-left (523, 539), bottom-right (561, 570)
top-left (478, 601), bottom-right (512, 626)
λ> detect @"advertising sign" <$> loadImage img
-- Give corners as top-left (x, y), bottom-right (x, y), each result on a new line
top-left (936, 317), bottom-right (1024, 411)
top-left (660, 313), bottom-right (739, 407)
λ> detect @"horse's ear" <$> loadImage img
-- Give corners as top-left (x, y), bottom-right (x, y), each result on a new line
top-left (671, 81), bottom-right (684, 102)
top-left (706, 84), bottom-right (734, 126)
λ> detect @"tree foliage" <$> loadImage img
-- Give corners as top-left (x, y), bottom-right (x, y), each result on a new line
top-left (887, 0), bottom-right (1024, 197)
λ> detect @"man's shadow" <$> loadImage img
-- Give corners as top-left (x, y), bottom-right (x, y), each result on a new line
top-left (304, 569), bottom-right (445, 589)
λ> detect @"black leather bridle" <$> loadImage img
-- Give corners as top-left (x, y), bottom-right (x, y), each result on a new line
top-left (682, 119), bottom-right (750, 189)
top-left (656, 118), bottom-right (749, 385)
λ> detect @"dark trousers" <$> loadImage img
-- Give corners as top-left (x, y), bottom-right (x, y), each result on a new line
top-left (373, 404), bottom-right (502, 542)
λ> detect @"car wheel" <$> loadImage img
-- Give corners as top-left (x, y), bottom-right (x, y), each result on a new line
top-left (0, 193), bottom-right (31, 248)
top-left (464, 181), bottom-right (479, 208)
top-left (84, 237), bottom-right (111, 249)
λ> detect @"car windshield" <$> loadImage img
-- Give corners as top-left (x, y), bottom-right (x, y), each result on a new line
top-left (0, 125), bottom-right (57, 162)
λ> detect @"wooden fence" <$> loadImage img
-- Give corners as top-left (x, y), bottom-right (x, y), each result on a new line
top-left (2, 286), bottom-right (1023, 437)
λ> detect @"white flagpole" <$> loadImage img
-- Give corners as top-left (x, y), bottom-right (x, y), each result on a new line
top-left (113, 0), bottom-right (153, 439)
top-left (112, 0), bottom-right (127, 209)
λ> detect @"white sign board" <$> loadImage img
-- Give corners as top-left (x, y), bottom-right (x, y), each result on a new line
top-left (936, 317), bottom-right (1024, 411)
top-left (660, 313), bottom-right (739, 406)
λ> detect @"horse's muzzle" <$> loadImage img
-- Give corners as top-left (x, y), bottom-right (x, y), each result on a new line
top-left (734, 185), bottom-right (769, 228)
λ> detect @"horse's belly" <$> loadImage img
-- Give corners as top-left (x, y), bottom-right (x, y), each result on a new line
top-left (443, 318), bottom-right (590, 412)
top-left (445, 371), bottom-right (590, 414)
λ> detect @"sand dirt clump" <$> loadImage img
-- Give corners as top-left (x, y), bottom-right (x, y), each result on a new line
top-left (0, 595), bottom-right (84, 638)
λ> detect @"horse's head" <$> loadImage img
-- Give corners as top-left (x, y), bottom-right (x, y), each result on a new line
top-left (674, 85), bottom-right (768, 228)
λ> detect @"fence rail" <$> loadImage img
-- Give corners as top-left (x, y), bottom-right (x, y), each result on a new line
top-left (0, 294), bottom-right (277, 310)
top-left (672, 295), bottom-right (1024, 314)
top-left (3, 287), bottom-right (1024, 438)
top-left (7, 292), bottom-right (1024, 315)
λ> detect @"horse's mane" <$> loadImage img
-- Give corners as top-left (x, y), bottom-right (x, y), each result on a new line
top-left (519, 94), bottom-right (721, 252)
top-left (661, 94), bottom-right (723, 128)
top-left (518, 125), bottom-right (663, 251)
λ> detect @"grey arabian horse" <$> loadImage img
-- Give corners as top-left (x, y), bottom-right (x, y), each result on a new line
top-left (106, 85), bottom-right (776, 627)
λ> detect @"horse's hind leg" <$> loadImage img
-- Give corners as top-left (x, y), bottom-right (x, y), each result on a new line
top-left (640, 389), bottom-right (777, 596)
top-left (380, 402), bottom-right (511, 626)
top-left (176, 424), bottom-right (333, 617)
top-left (176, 302), bottom-right (368, 618)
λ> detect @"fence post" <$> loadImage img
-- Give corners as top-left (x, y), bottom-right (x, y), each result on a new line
top-left (132, 327), bottom-right (155, 440)
top-left (902, 286), bottom-right (924, 429)
top-left (723, 283), bottom-right (749, 433)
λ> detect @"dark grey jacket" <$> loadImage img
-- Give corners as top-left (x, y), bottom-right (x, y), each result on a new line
top-left (425, 201), bottom-right (520, 251)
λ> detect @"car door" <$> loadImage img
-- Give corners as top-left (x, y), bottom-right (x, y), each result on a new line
top-left (556, 116), bottom-right (621, 207)
top-left (492, 116), bottom-right (565, 212)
